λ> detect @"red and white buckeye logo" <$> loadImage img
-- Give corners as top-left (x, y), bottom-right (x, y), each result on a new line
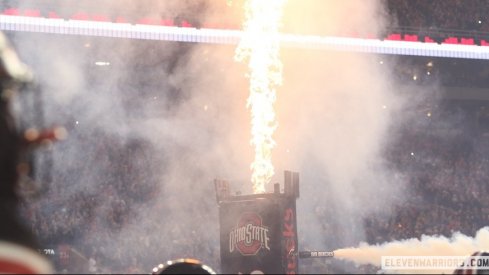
top-left (229, 212), bottom-right (270, 255)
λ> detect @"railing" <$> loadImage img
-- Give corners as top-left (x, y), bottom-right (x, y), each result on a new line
top-left (4, 7), bottom-right (489, 60)
top-left (382, 26), bottom-right (489, 46)
top-left (4, 6), bottom-right (489, 44)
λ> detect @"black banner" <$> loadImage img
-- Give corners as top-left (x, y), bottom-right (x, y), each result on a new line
top-left (219, 199), bottom-right (282, 274)
top-left (219, 194), bottom-right (299, 274)
top-left (281, 199), bottom-right (299, 274)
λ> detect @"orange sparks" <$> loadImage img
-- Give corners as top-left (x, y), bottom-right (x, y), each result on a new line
top-left (235, 0), bottom-right (286, 194)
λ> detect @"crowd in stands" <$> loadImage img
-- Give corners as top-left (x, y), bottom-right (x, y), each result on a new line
top-left (390, 55), bottom-right (489, 89)
top-left (19, 129), bottom-right (163, 273)
top-left (368, 127), bottom-right (488, 242)
top-left (387, 0), bottom-right (489, 34)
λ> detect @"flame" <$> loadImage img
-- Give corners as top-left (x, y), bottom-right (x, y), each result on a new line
top-left (235, 0), bottom-right (286, 194)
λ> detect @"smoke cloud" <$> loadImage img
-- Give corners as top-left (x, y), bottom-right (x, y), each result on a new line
top-left (334, 227), bottom-right (489, 274)
top-left (274, 0), bottom-right (407, 249)
top-left (8, 1), bottom-right (250, 271)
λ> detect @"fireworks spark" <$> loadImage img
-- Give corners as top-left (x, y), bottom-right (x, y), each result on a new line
top-left (235, 0), bottom-right (286, 194)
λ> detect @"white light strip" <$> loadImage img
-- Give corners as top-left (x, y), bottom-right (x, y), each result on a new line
top-left (2, 15), bottom-right (489, 59)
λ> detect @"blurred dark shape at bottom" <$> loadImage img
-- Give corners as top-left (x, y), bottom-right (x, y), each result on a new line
top-left (151, 258), bottom-right (216, 274)
top-left (453, 251), bottom-right (489, 275)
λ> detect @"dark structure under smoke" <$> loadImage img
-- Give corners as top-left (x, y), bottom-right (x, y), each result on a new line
top-left (215, 170), bottom-right (300, 274)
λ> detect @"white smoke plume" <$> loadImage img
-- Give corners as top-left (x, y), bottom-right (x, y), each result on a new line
top-left (273, 0), bottom-right (407, 250)
top-left (334, 227), bottom-right (489, 274)
top-left (8, 1), bottom-right (251, 271)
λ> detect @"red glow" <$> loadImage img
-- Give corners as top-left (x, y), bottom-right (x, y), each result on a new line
top-left (404, 34), bottom-right (419, 42)
top-left (444, 37), bottom-right (459, 44)
top-left (71, 12), bottom-right (90, 21)
top-left (24, 9), bottom-right (41, 17)
top-left (461, 38), bottom-right (475, 45)
top-left (160, 19), bottom-right (174, 26)
top-left (386, 33), bottom-right (402, 41)
top-left (115, 16), bottom-right (128, 23)
top-left (181, 20), bottom-right (193, 28)
top-left (92, 15), bottom-right (110, 22)
top-left (3, 8), bottom-right (20, 16)
top-left (48, 11), bottom-right (61, 19)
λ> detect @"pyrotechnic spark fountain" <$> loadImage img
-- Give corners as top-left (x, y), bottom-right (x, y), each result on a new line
top-left (235, 0), bottom-right (286, 194)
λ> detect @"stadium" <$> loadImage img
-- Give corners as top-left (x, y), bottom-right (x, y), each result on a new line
top-left (0, 0), bottom-right (488, 273)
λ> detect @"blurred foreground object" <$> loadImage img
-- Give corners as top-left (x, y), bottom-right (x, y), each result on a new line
top-left (453, 251), bottom-right (489, 275)
top-left (151, 258), bottom-right (216, 274)
top-left (0, 32), bottom-right (33, 88)
top-left (0, 31), bottom-right (53, 273)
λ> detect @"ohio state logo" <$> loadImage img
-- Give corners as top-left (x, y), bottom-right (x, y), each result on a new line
top-left (229, 212), bottom-right (270, 255)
